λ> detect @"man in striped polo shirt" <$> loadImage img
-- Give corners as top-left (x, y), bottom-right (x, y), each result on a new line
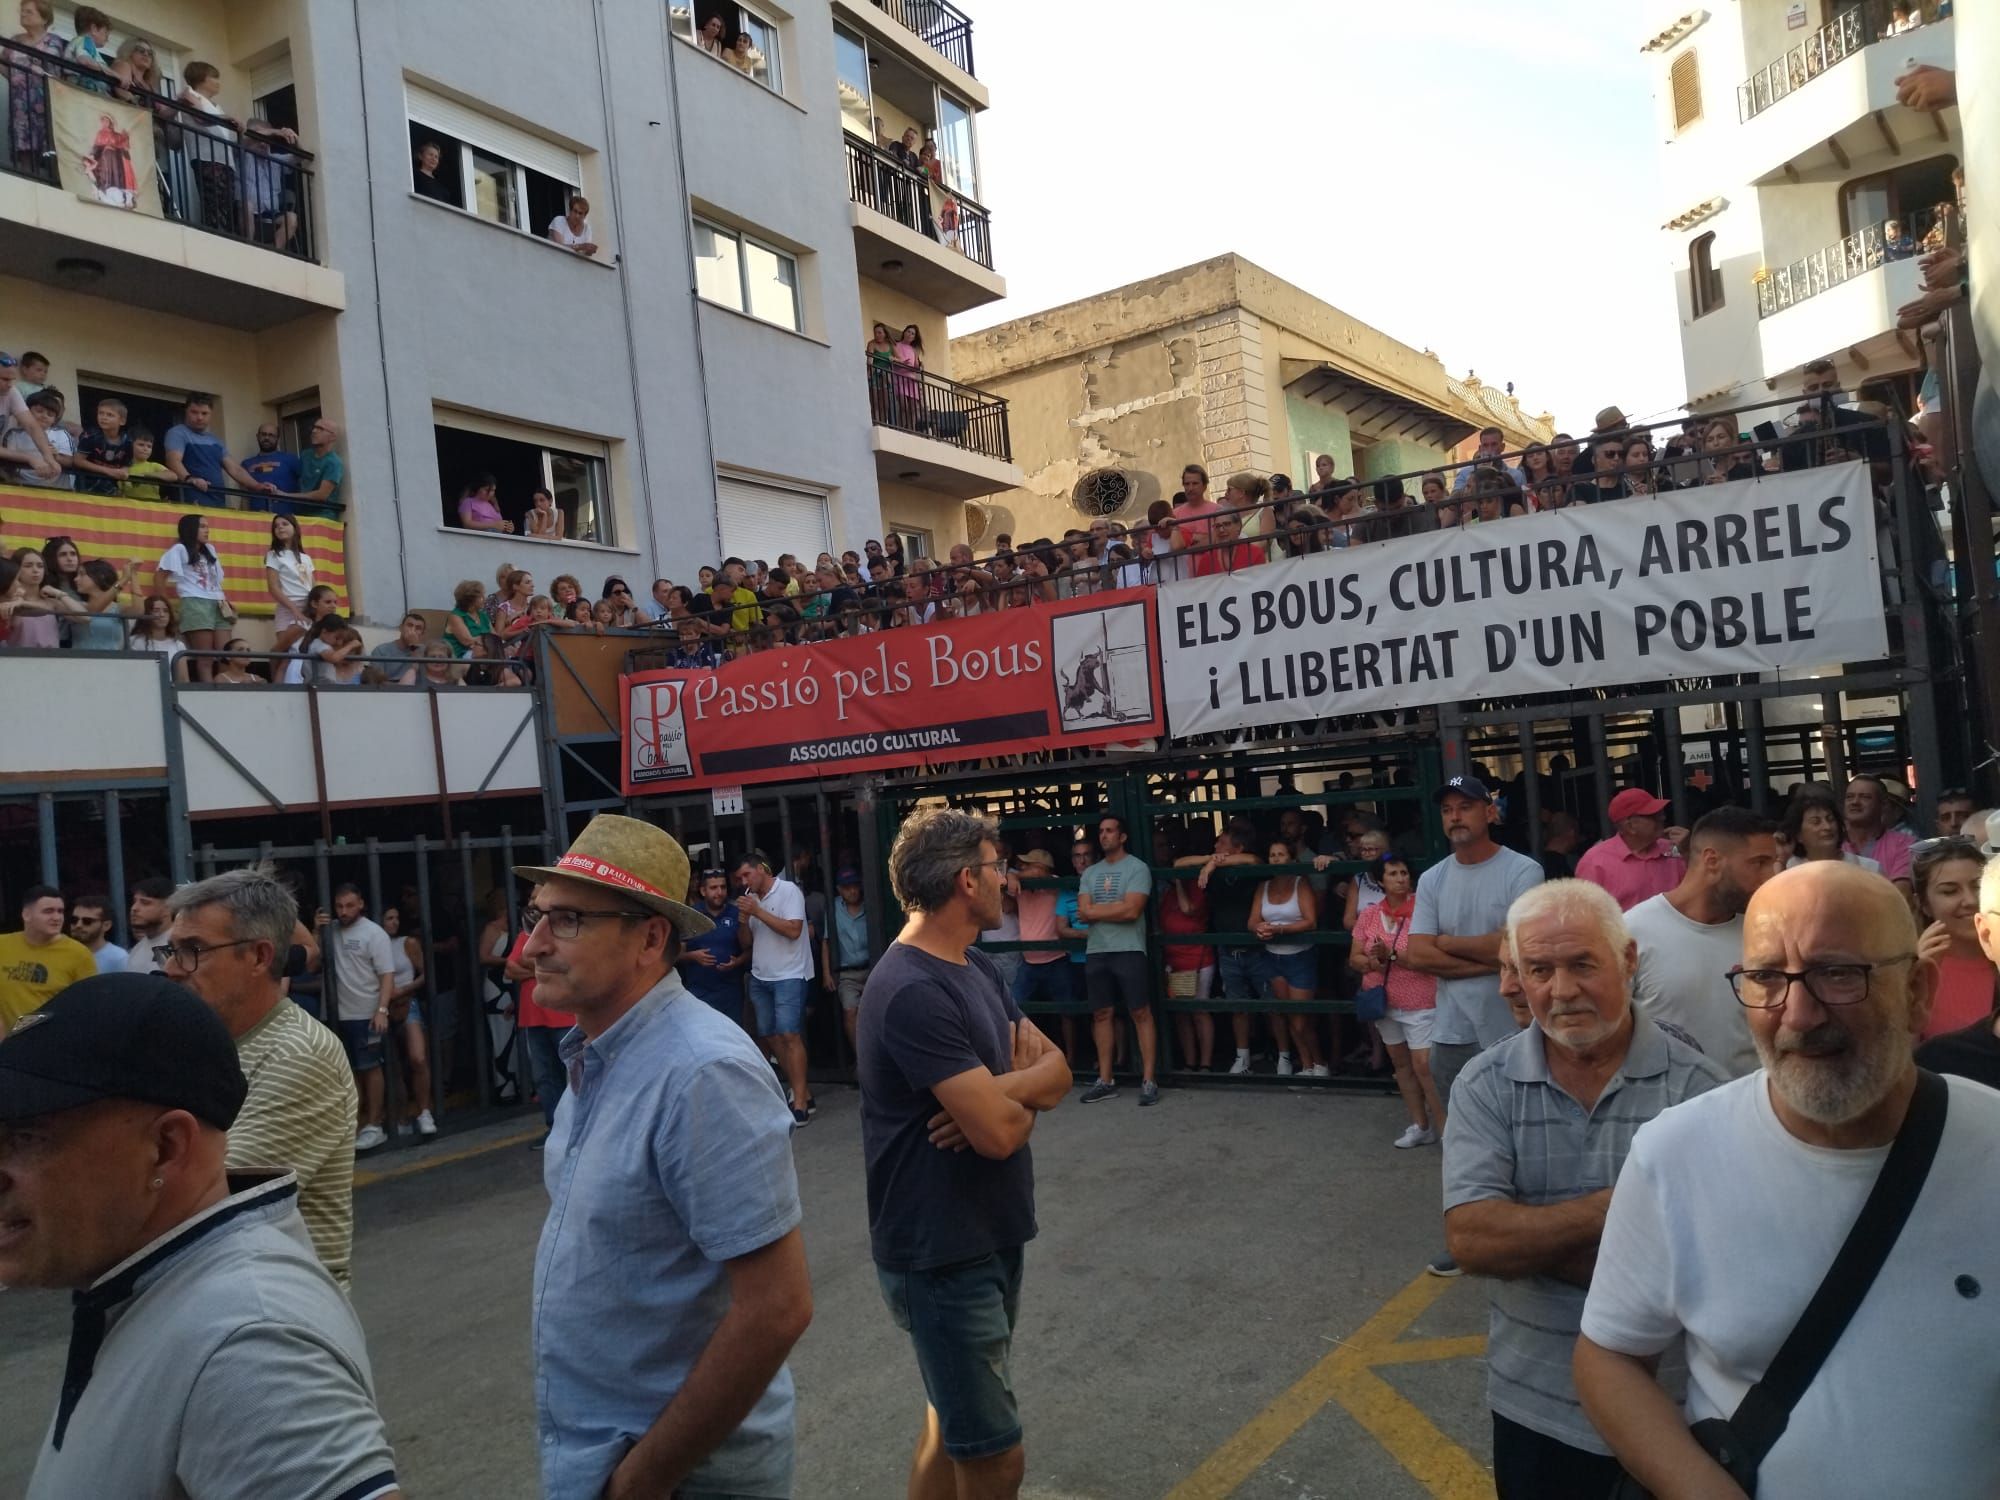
top-left (1442, 879), bottom-right (1725, 1499)
top-left (163, 866), bottom-right (358, 1288)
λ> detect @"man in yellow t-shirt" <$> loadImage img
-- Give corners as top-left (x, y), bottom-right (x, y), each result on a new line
top-left (0, 887), bottom-right (98, 1035)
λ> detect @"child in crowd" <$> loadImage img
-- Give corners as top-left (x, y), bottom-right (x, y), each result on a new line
top-left (120, 430), bottom-right (173, 501)
top-left (14, 352), bottom-right (49, 397)
top-left (311, 623), bottom-right (365, 685)
top-left (67, 7), bottom-right (117, 89)
top-left (72, 397), bottom-right (133, 495)
top-left (6, 391), bottom-right (73, 488)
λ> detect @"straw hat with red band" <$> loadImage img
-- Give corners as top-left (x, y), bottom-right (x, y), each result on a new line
top-left (514, 814), bottom-right (714, 938)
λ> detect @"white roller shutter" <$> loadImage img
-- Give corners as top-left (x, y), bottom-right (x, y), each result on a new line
top-left (716, 474), bottom-right (831, 565)
top-left (250, 57), bottom-right (294, 102)
top-left (405, 82), bottom-right (580, 185)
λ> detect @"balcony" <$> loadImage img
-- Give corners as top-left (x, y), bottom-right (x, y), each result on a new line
top-left (868, 360), bottom-right (1022, 498)
top-left (864, 0), bottom-right (976, 78)
top-left (1732, 10), bottom-right (1956, 187)
top-left (0, 36), bottom-right (343, 328)
top-left (844, 135), bottom-right (1004, 315)
top-left (1755, 212), bottom-right (1933, 380)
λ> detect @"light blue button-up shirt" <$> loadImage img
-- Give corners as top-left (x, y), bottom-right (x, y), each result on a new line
top-left (533, 971), bottom-right (802, 1500)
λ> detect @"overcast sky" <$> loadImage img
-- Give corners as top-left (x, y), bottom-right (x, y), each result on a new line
top-left (951, 0), bottom-right (1688, 437)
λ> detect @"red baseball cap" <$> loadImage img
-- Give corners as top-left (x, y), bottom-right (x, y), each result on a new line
top-left (1608, 788), bottom-right (1669, 821)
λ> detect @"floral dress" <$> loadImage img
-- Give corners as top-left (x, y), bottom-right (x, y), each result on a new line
top-left (7, 29), bottom-right (68, 170)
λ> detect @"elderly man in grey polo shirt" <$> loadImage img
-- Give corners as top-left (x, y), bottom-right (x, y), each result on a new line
top-left (1442, 879), bottom-right (1725, 1500)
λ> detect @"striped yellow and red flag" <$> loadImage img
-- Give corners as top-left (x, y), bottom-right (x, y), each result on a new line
top-left (0, 484), bottom-right (347, 617)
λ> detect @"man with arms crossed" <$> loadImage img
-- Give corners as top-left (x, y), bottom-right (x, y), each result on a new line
top-left (521, 816), bottom-right (810, 1500)
top-left (1576, 862), bottom-right (2000, 1496)
top-left (1076, 813), bottom-right (1160, 1106)
top-left (1404, 775), bottom-right (1544, 1275)
top-left (860, 808), bottom-right (1071, 1500)
top-left (734, 852), bottom-right (817, 1126)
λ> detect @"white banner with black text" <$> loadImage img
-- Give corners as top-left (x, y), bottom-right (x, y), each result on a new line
top-left (1157, 462), bottom-right (1887, 736)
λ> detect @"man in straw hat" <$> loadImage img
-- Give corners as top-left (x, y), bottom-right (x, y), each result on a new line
top-left (518, 815), bottom-right (811, 1500)
top-left (1, 974), bottom-right (398, 1499)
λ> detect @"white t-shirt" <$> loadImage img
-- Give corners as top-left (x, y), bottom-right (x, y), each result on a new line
top-left (1581, 1073), bottom-right (2000, 1498)
top-left (264, 548), bottom-right (314, 603)
top-left (127, 933), bottom-right (164, 975)
top-left (747, 877), bottom-right (814, 982)
top-left (547, 215), bottom-right (594, 247)
top-left (328, 915), bottom-right (398, 1022)
top-left (158, 542), bottom-right (227, 600)
top-left (1623, 893), bottom-right (1760, 1078)
top-left (136, 636), bottom-right (184, 672)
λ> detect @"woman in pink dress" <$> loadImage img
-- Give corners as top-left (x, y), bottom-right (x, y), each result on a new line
top-left (891, 324), bottom-right (925, 430)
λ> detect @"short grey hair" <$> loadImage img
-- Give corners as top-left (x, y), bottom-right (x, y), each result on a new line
top-left (1978, 850), bottom-right (2000, 915)
top-left (1506, 878), bottom-right (1630, 972)
top-left (166, 864), bottom-right (298, 979)
top-left (888, 807), bottom-right (997, 914)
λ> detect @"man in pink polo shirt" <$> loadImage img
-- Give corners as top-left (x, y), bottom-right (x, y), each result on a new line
top-left (1574, 788), bottom-right (1686, 911)
top-left (1843, 774), bottom-right (1915, 891)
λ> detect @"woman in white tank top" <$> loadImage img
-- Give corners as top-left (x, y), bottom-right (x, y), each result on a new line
top-left (1253, 838), bottom-right (1327, 1077)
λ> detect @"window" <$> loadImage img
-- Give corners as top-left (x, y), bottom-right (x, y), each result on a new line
top-left (405, 85), bottom-right (580, 239)
top-left (1071, 470), bottom-right (1131, 518)
top-left (834, 26), bottom-right (873, 140)
top-left (1689, 231), bottom-right (1724, 318)
top-left (76, 377), bottom-right (185, 457)
top-left (249, 55), bottom-right (297, 135)
top-left (935, 94), bottom-right (978, 199)
top-left (888, 525), bottom-right (932, 563)
top-left (1838, 155), bottom-right (1959, 236)
top-left (1670, 50), bottom-right (1702, 132)
top-left (276, 394), bottom-right (322, 457)
top-left (434, 418), bottom-right (613, 545)
top-left (693, 218), bottom-right (802, 332)
top-left (717, 474), bottom-right (830, 563)
top-left (670, 2), bottom-right (785, 93)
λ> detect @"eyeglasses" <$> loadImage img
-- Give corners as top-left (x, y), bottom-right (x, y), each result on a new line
top-left (522, 904), bottom-right (653, 940)
top-left (154, 937), bottom-right (260, 971)
top-left (965, 857), bottom-right (1011, 877)
top-left (1726, 954), bottom-right (1915, 1010)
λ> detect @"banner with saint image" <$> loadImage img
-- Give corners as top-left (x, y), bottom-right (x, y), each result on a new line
top-left (52, 80), bottom-right (161, 217)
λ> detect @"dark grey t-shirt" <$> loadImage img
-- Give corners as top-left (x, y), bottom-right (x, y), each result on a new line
top-left (857, 941), bottom-right (1037, 1271)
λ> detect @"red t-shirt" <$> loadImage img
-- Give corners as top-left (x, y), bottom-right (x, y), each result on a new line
top-left (1191, 541), bottom-right (1266, 577)
top-left (1158, 878), bottom-right (1211, 972)
top-left (509, 929), bottom-right (574, 1029)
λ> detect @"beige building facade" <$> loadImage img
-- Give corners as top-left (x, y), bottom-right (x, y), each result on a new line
top-left (950, 254), bottom-right (1552, 542)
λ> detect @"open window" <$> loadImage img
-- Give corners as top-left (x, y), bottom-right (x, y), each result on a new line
top-left (434, 414), bottom-right (613, 545)
top-left (1689, 231), bottom-right (1724, 318)
top-left (670, 1), bottom-right (785, 93)
top-left (405, 84), bottom-right (580, 240)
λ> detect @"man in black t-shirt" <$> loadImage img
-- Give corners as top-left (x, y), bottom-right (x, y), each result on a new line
top-left (1916, 1016), bottom-right (2000, 1088)
top-left (858, 808), bottom-right (1071, 1499)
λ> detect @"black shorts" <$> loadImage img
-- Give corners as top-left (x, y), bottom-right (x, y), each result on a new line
top-left (1085, 951), bottom-right (1152, 1014)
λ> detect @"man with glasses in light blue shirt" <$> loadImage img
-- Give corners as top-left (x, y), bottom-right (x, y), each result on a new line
top-left (517, 816), bottom-right (811, 1500)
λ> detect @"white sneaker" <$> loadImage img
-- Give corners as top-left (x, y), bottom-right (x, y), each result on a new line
top-left (355, 1125), bottom-right (388, 1152)
top-left (1307, 1064), bottom-right (1330, 1079)
top-left (415, 1109), bottom-right (438, 1137)
top-left (1394, 1124), bottom-right (1438, 1149)
top-left (1227, 1054), bottom-right (1250, 1076)
top-left (1276, 1054), bottom-right (1295, 1077)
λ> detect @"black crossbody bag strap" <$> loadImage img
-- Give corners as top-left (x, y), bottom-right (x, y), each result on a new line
top-left (1727, 1068), bottom-right (1949, 1465)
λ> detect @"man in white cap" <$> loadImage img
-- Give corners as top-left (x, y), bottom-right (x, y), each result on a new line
top-left (518, 815), bottom-right (811, 1500)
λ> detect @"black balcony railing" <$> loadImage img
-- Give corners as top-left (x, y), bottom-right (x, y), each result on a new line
top-left (868, 0), bottom-right (976, 76)
top-left (868, 359), bottom-right (1011, 463)
top-left (0, 34), bottom-right (318, 262)
top-left (1756, 205), bottom-right (1946, 318)
top-left (1737, 0), bottom-right (1903, 122)
top-left (844, 134), bottom-right (993, 270)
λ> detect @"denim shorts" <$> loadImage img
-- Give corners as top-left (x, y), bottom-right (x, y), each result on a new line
top-left (748, 975), bottom-right (809, 1036)
top-left (337, 1018), bottom-right (384, 1072)
top-left (1215, 945), bottom-right (1270, 1002)
top-left (877, 1246), bottom-right (1025, 1461)
top-left (1265, 948), bottom-right (1318, 992)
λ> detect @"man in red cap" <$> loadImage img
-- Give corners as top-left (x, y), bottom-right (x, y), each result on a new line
top-left (1574, 789), bottom-right (1687, 911)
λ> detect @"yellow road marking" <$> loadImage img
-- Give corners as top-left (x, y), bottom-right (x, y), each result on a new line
top-left (1164, 1271), bottom-right (1492, 1500)
top-left (352, 1127), bottom-right (543, 1187)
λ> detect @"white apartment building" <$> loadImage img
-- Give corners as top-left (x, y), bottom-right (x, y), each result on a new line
top-left (1646, 0), bottom-right (1959, 410)
top-left (0, 0), bottom-right (1018, 885)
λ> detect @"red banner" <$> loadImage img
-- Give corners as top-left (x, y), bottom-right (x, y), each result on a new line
top-left (622, 588), bottom-right (1164, 792)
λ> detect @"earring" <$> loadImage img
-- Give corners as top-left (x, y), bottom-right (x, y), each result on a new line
top-left (150, 1177), bottom-right (164, 1189)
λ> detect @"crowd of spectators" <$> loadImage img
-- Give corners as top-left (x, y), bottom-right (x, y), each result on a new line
top-left (5, 8), bottom-right (310, 253)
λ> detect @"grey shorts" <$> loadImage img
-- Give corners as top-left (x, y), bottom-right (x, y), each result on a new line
top-left (837, 968), bottom-right (869, 1012)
